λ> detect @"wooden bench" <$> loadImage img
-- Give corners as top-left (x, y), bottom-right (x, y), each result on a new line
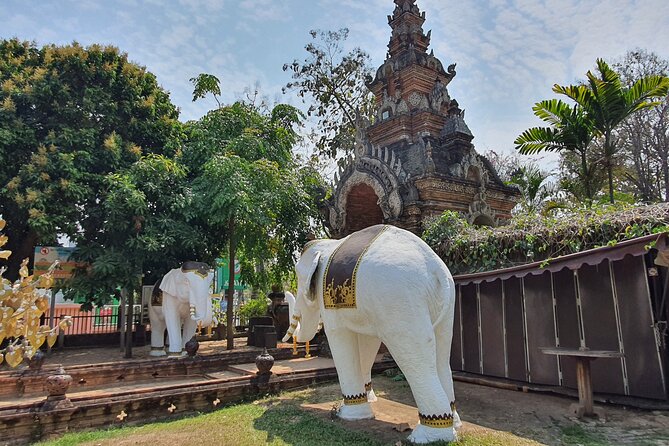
top-left (541, 347), bottom-right (623, 418)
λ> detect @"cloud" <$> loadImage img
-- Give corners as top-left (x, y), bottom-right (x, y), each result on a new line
top-left (2, 0), bottom-right (668, 160)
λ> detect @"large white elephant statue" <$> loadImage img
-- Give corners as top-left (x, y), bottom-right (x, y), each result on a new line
top-left (282, 225), bottom-right (460, 444)
top-left (149, 262), bottom-right (214, 357)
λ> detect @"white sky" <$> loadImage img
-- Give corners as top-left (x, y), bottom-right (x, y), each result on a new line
top-left (2, 0), bottom-right (668, 170)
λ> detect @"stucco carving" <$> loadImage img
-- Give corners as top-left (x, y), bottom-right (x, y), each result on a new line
top-left (467, 192), bottom-right (495, 226)
top-left (331, 169), bottom-right (403, 230)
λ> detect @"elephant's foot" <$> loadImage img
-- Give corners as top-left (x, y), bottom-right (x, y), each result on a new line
top-left (408, 424), bottom-right (457, 444)
top-left (367, 389), bottom-right (378, 403)
top-left (149, 348), bottom-right (166, 357)
top-left (337, 402), bottom-right (374, 420)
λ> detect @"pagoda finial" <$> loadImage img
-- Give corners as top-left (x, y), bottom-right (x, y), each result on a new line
top-left (387, 0), bottom-right (430, 58)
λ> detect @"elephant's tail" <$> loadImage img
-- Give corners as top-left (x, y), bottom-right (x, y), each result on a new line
top-left (431, 274), bottom-right (455, 329)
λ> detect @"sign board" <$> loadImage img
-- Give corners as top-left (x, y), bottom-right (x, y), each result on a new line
top-left (33, 246), bottom-right (79, 280)
top-left (216, 258), bottom-right (245, 292)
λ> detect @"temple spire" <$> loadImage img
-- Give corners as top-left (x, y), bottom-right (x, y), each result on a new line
top-left (387, 0), bottom-right (431, 58)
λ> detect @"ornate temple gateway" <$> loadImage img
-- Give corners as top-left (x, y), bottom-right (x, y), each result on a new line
top-left (327, 0), bottom-right (520, 237)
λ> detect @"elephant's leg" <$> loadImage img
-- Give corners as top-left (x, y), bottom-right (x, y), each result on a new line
top-left (382, 325), bottom-right (456, 444)
top-left (328, 327), bottom-right (374, 420)
top-left (149, 314), bottom-right (167, 357)
top-left (357, 334), bottom-right (382, 402)
top-left (162, 301), bottom-right (183, 357)
top-left (435, 312), bottom-right (462, 430)
top-left (182, 318), bottom-right (199, 351)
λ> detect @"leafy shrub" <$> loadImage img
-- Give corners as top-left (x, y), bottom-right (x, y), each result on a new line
top-left (423, 203), bottom-right (669, 275)
top-left (238, 297), bottom-right (269, 324)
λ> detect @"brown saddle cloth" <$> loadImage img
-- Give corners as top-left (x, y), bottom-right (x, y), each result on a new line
top-left (181, 261), bottom-right (210, 278)
top-left (322, 225), bottom-right (388, 309)
top-left (151, 281), bottom-right (162, 306)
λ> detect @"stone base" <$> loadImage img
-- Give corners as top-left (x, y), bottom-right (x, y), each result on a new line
top-left (570, 403), bottom-right (606, 419)
top-left (149, 348), bottom-right (166, 357)
top-left (41, 395), bottom-right (74, 412)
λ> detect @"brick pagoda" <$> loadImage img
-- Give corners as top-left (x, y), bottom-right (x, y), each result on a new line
top-left (327, 0), bottom-right (520, 236)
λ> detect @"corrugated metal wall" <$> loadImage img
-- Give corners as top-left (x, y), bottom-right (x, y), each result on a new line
top-left (451, 255), bottom-right (667, 400)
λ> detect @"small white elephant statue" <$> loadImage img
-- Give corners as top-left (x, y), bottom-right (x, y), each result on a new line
top-left (283, 225), bottom-right (460, 444)
top-left (149, 262), bottom-right (214, 357)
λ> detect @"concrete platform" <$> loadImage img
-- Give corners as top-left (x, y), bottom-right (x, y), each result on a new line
top-left (303, 396), bottom-right (420, 429)
top-left (229, 356), bottom-right (335, 376)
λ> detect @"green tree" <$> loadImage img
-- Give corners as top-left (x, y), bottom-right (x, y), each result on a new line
top-left (612, 50), bottom-right (669, 202)
top-left (66, 154), bottom-right (210, 357)
top-left (0, 39), bottom-right (181, 280)
top-left (283, 28), bottom-right (375, 159)
top-left (515, 99), bottom-right (600, 202)
top-left (66, 155), bottom-right (210, 307)
top-left (187, 85), bottom-right (325, 349)
top-left (553, 59), bottom-right (669, 203)
top-left (508, 164), bottom-right (559, 215)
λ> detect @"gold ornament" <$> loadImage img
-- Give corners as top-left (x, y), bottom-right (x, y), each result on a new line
top-left (23, 345), bottom-right (35, 360)
top-left (18, 259), bottom-right (29, 279)
top-left (36, 296), bottom-right (49, 313)
top-left (30, 332), bottom-right (46, 348)
top-left (0, 308), bottom-right (13, 323)
top-left (47, 331), bottom-right (58, 348)
top-left (5, 346), bottom-right (23, 367)
top-left (58, 317), bottom-right (72, 330)
top-left (0, 220), bottom-right (63, 368)
top-left (38, 275), bottom-right (54, 289)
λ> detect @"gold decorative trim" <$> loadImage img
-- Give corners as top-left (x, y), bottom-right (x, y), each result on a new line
top-left (343, 393), bottom-right (368, 405)
top-left (292, 315), bottom-right (301, 321)
top-left (418, 412), bottom-right (454, 428)
top-left (364, 382), bottom-right (372, 392)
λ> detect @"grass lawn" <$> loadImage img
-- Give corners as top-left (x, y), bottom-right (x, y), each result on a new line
top-left (35, 376), bottom-right (649, 446)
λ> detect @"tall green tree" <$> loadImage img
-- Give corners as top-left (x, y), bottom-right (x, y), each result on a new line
top-left (612, 50), bottom-right (669, 202)
top-left (66, 154), bottom-right (209, 357)
top-left (553, 58), bottom-right (669, 203)
top-left (0, 39), bottom-right (181, 279)
top-left (515, 99), bottom-right (599, 202)
top-left (66, 155), bottom-right (210, 308)
top-left (283, 28), bottom-right (375, 159)
top-left (187, 81), bottom-right (325, 349)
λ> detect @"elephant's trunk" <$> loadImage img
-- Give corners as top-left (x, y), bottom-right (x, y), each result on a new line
top-left (282, 312), bottom-right (301, 343)
top-left (190, 303), bottom-right (213, 327)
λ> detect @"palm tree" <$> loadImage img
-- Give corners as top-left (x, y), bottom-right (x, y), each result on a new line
top-left (515, 99), bottom-right (599, 201)
top-left (508, 163), bottom-right (558, 215)
top-left (553, 59), bottom-right (669, 203)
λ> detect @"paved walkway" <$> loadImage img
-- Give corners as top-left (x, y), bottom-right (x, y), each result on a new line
top-left (0, 345), bottom-right (334, 410)
top-left (44, 337), bottom-right (283, 367)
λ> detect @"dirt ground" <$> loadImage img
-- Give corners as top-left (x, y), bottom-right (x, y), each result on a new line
top-left (291, 374), bottom-right (669, 445)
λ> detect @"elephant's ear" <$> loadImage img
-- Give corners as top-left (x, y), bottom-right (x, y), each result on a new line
top-left (160, 269), bottom-right (187, 297)
top-left (306, 251), bottom-right (321, 301)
